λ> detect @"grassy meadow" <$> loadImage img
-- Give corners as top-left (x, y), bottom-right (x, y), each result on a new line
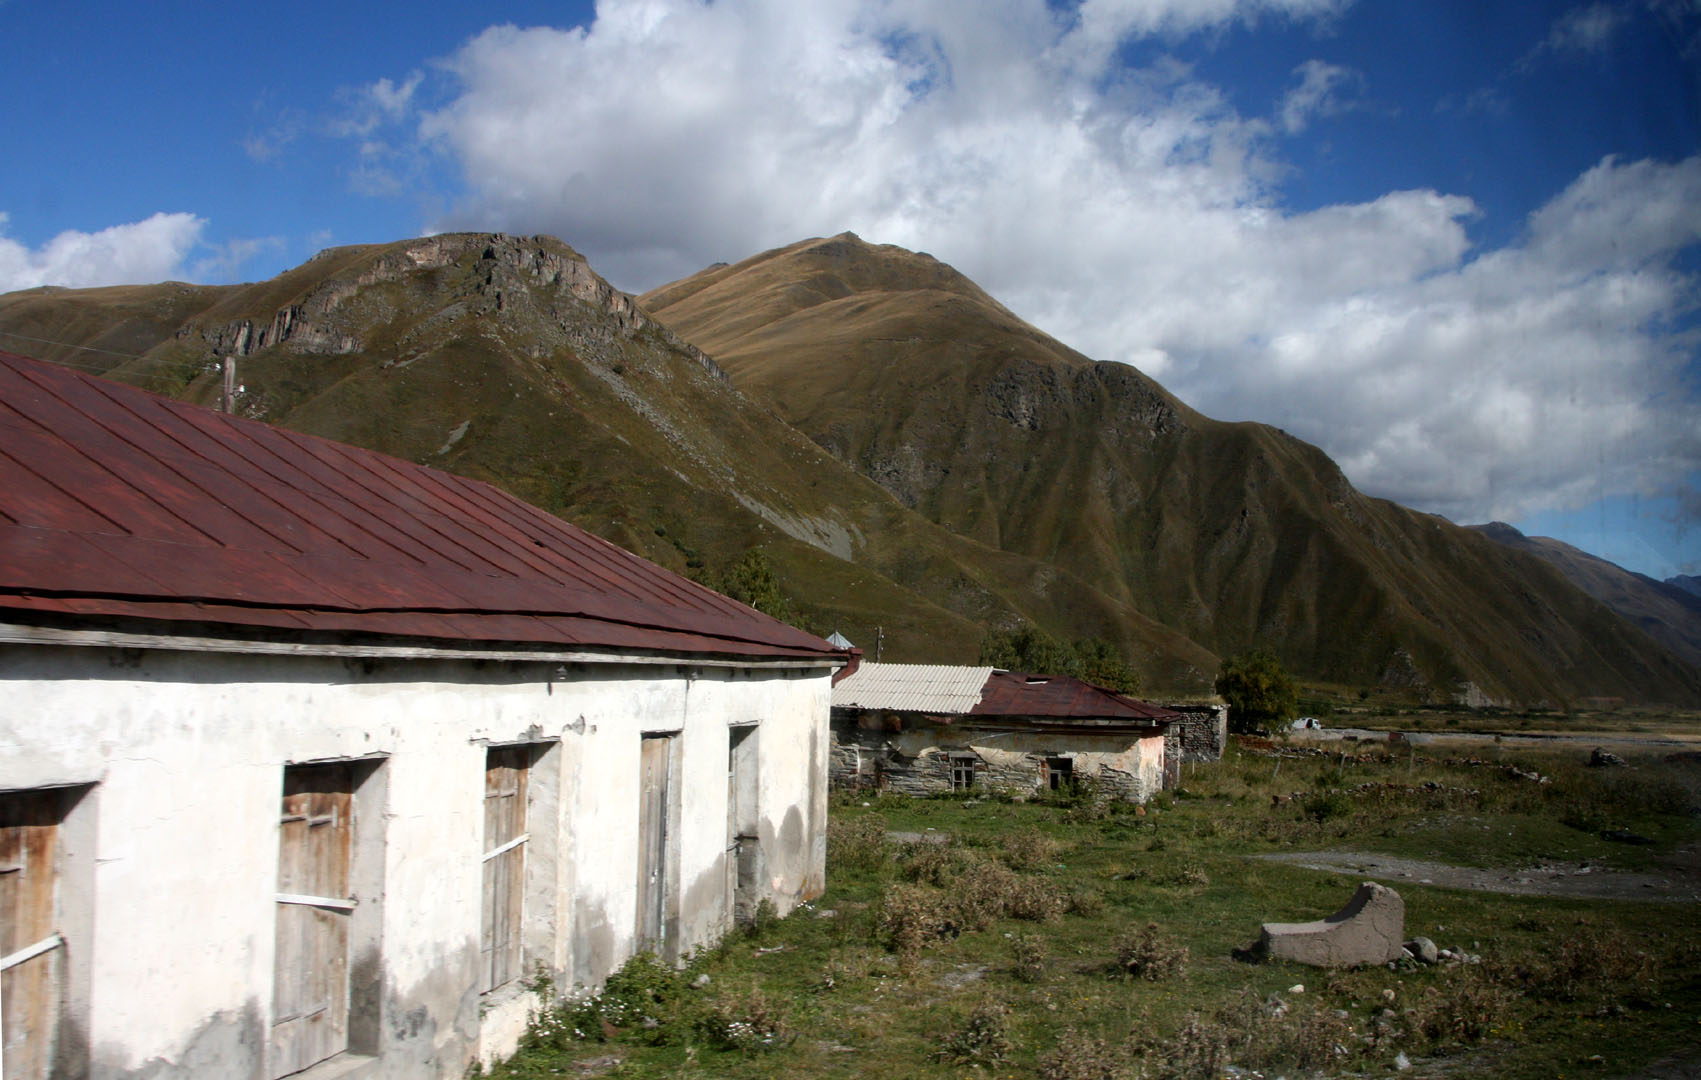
top-left (490, 735), bottom-right (1701, 1079)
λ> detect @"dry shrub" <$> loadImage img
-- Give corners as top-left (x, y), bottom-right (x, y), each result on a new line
top-left (1142, 1012), bottom-right (1231, 1080)
top-left (1133, 992), bottom-right (1356, 1079)
top-left (897, 837), bottom-right (982, 886)
top-left (936, 1001), bottom-right (1012, 1067)
top-left (1166, 861), bottom-right (1210, 888)
top-left (956, 861), bottom-right (1065, 925)
top-left (693, 981), bottom-right (793, 1054)
top-left (1518, 924), bottom-right (1661, 1003)
top-left (827, 814), bottom-right (889, 872)
top-left (1066, 887), bottom-right (1107, 918)
top-left (998, 826), bottom-right (1065, 871)
top-left (1010, 932), bottom-right (1048, 984)
top-left (1112, 922), bottom-right (1189, 981)
top-left (1038, 1027), bottom-right (1131, 1080)
top-left (877, 883), bottom-right (956, 967)
top-left (1404, 967), bottom-right (1517, 1044)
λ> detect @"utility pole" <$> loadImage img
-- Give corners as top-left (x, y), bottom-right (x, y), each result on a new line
top-left (875, 625), bottom-right (884, 663)
top-left (220, 356), bottom-right (237, 414)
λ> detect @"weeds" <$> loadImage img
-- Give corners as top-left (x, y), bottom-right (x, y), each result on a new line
top-left (1037, 1028), bottom-right (1130, 1080)
top-left (1110, 922), bottom-right (1188, 981)
top-left (936, 1000), bottom-right (1013, 1067)
top-left (491, 732), bottom-right (1701, 1080)
top-left (1009, 932), bottom-right (1048, 983)
top-left (693, 981), bottom-right (793, 1053)
top-left (827, 813), bottom-right (890, 871)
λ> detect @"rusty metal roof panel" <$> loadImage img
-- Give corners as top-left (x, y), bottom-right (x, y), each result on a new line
top-left (830, 663), bottom-right (995, 713)
top-left (972, 671), bottom-right (1181, 722)
top-left (0, 351), bottom-right (840, 661)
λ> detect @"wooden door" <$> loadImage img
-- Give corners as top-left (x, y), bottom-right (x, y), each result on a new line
top-left (272, 764), bottom-right (355, 1078)
top-left (481, 747), bottom-right (529, 991)
top-left (635, 736), bottom-right (673, 951)
top-left (0, 790), bottom-right (62, 1080)
top-left (726, 728), bottom-right (759, 926)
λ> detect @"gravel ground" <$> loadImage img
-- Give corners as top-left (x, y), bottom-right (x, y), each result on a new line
top-left (1251, 848), bottom-right (1701, 902)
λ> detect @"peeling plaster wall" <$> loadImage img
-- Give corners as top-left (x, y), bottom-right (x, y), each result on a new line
top-left (0, 642), bottom-right (831, 1080)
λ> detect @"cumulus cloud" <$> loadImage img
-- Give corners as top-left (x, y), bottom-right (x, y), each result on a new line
top-left (0, 212), bottom-right (207, 291)
top-left (407, 0), bottom-right (1699, 527)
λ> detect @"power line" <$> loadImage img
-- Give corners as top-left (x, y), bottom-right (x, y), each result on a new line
top-left (0, 329), bottom-right (150, 359)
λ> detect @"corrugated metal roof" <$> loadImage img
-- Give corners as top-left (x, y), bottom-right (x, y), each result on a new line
top-left (972, 671), bottom-right (1181, 723)
top-left (0, 350), bottom-right (840, 661)
top-left (831, 663), bottom-right (1181, 723)
top-left (830, 663), bottom-right (993, 713)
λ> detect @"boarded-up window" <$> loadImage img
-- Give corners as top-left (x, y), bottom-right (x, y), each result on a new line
top-left (272, 764), bottom-right (358, 1079)
top-left (948, 753), bottom-right (977, 791)
top-left (482, 747), bottom-right (530, 993)
top-left (1, 790), bottom-right (66, 1080)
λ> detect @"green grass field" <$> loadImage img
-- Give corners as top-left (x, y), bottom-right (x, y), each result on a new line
top-left (490, 739), bottom-right (1701, 1079)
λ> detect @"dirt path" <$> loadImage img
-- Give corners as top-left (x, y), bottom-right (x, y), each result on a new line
top-left (1293, 727), bottom-right (1701, 751)
top-left (1251, 849), bottom-right (1701, 902)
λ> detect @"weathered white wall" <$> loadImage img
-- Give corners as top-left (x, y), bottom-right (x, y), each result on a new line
top-left (0, 641), bottom-right (831, 1080)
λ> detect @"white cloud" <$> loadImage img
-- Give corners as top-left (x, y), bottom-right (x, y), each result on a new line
top-left (332, 72), bottom-right (425, 138)
top-left (1540, 2), bottom-right (1628, 55)
top-left (406, 0), bottom-right (1700, 528)
top-left (0, 212), bottom-right (207, 291)
top-left (1277, 59), bottom-right (1363, 132)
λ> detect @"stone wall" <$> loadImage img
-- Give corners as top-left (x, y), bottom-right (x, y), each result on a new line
top-left (829, 713), bottom-right (1165, 802)
top-left (1162, 704), bottom-right (1228, 762)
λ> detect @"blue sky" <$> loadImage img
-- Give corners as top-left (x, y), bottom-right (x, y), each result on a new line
top-left (2, 0), bottom-right (1698, 580)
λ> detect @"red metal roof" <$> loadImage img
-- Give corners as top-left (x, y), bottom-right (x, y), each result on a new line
top-left (971, 671), bottom-right (1180, 723)
top-left (0, 350), bottom-right (840, 661)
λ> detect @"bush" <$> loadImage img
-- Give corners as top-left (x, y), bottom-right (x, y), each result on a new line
top-left (1010, 932), bottom-right (1048, 983)
top-left (827, 814), bottom-right (890, 871)
top-left (565, 952), bottom-right (684, 1043)
top-left (877, 883), bottom-right (956, 968)
top-left (998, 826), bottom-right (1065, 872)
top-left (693, 981), bottom-right (793, 1054)
top-left (936, 1001), bottom-right (1013, 1067)
top-left (1111, 923), bottom-right (1189, 981)
top-left (1038, 1028), bottom-right (1131, 1080)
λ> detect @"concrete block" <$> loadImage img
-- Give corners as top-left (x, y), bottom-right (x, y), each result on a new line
top-left (1257, 882), bottom-right (1404, 968)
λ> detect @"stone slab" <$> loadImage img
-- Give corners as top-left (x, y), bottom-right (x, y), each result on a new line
top-left (1257, 881), bottom-right (1404, 967)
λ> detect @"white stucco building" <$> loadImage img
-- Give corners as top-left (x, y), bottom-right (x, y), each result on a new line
top-left (0, 350), bottom-right (845, 1079)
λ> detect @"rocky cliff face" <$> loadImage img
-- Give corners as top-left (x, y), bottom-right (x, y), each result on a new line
top-left (0, 232), bottom-right (1220, 687)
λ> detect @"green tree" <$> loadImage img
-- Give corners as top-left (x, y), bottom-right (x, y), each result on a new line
top-left (1072, 637), bottom-right (1141, 696)
top-left (980, 624), bottom-right (1076, 675)
top-left (715, 549), bottom-right (795, 623)
top-left (1214, 650), bottom-right (1298, 733)
top-left (978, 626), bottom-right (1141, 695)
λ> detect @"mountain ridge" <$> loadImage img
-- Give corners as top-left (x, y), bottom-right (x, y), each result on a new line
top-left (2, 230), bottom-right (1694, 704)
top-left (642, 232), bottom-right (1701, 706)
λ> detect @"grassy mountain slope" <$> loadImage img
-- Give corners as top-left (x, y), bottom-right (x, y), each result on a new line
top-left (1470, 523), bottom-right (1701, 672)
top-left (0, 234), bottom-right (1217, 685)
top-left (643, 233), bottom-right (1701, 706)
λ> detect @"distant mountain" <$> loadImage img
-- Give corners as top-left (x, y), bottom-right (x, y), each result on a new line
top-left (643, 233), bottom-right (1701, 706)
top-left (0, 233), bottom-right (1215, 685)
top-left (1670, 575), bottom-right (1701, 600)
top-left (1469, 523), bottom-right (1701, 671)
top-left (4, 231), bottom-right (1695, 704)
